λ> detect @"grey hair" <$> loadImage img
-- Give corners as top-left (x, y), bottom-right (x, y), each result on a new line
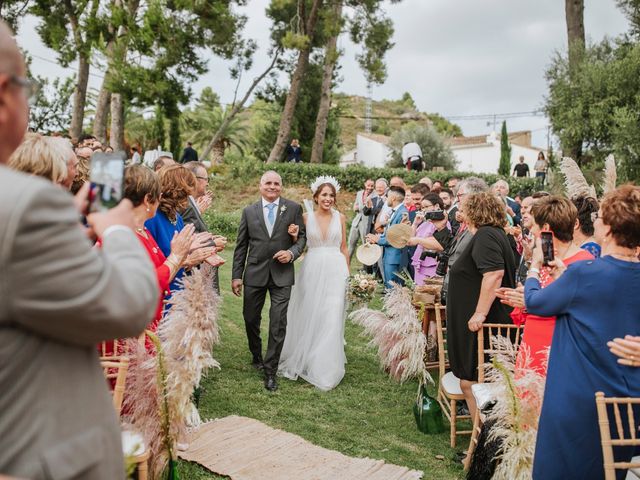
top-left (375, 177), bottom-right (388, 186)
top-left (492, 179), bottom-right (509, 193)
top-left (458, 176), bottom-right (487, 195)
top-left (261, 170), bottom-right (283, 184)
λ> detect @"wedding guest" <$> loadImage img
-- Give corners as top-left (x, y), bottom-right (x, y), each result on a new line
top-left (183, 161), bottom-right (226, 293)
top-left (431, 180), bottom-right (443, 193)
top-left (285, 138), bottom-right (302, 163)
top-left (72, 146), bottom-right (92, 194)
top-left (63, 143), bottom-right (80, 190)
top-left (447, 177), bottom-right (460, 194)
top-left (496, 196), bottom-right (593, 375)
top-left (572, 195), bottom-right (601, 258)
top-left (609, 335), bottom-right (640, 367)
top-left (447, 191), bottom-right (516, 419)
top-left (0, 20), bottom-right (158, 479)
top-left (402, 141), bottom-right (423, 171)
top-left (411, 193), bottom-right (450, 285)
top-left (130, 145), bottom-right (142, 164)
top-left (347, 177), bottom-right (374, 260)
top-left (440, 177), bottom-right (488, 303)
top-left (411, 183), bottom-right (430, 208)
top-left (390, 175), bottom-right (406, 189)
top-left (534, 151), bottom-right (548, 185)
top-left (439, 188), bottom-right (453, 214)
top-left (525, 185), bottom-right (640, 480)
top-left (512, 155), bottom-right (530, 178)
top-left (419, 176), bottom-right (433, 190)
top-left (125, 165), bottom-right (195, 334)
top-left (366, 186), bottom-right (409, 288)
top-left (8, 132), bottom-right (68, 185)
top-left (179, 141), bottom-right (198, 163)
top-left (364, 178), bottom-right (388, 234)
top-left (153, 155), bottom-right (175, 172)
top-left (492, 179), bottom-right (521, 225)
top-left (145, 164), bottom-right (215, 293)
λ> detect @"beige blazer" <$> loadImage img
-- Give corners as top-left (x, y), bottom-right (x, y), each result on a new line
top-left (0, 166), bottom-right (159, 480)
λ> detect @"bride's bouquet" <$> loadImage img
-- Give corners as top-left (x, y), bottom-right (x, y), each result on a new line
top-left (346, 273), bottom-right (378, 307)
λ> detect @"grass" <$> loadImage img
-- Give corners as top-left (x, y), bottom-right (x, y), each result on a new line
top-left (176, 246), bottom-right (466, 479)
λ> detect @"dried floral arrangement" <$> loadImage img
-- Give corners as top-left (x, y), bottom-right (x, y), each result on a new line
top-left (560, 155), bottom-right (619, 200)
top-left (349, 283), bottom-right (432, 386)
top-left (123, 265), bottom-right (222, 478)
top-left (479, 337), bottom-right (547, 480)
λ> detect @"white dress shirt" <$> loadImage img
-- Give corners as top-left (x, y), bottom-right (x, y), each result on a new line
top-left (262, 197), bottom-right (280, 237)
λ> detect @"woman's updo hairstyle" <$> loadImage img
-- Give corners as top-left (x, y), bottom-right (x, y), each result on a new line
top-left (313, 182), bottom-right (337, 204)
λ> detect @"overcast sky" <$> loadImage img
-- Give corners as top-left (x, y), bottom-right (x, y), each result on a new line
top-left (17, 0), bottom-right (629, 148)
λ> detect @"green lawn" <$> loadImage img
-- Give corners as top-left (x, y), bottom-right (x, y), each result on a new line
top-left (177, 248), bottom-right (465, 479)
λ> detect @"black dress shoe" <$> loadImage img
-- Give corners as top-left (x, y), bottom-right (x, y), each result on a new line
top-left (264, 374), bottom-right (278, 392)
top-left (251, 360), bottom-right (264, 371)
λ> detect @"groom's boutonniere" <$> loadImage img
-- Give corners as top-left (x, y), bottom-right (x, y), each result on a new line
top-left (280, 205), bottom-right (287, 216)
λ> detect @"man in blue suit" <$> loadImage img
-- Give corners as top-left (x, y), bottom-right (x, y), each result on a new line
top-left (366, 186), bottom-right (409, 288)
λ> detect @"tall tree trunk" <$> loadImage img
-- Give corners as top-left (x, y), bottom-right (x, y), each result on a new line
top-left (565, 0), bottom-right (585, 162)
top-left (310, 1), bottom-right (342, 164)
top-left (93, 82), bottom-right (111, 144)
top-left (110, 93), bottom-right (125, 151)
top-left (201, 48), bottom-right (281, 160)
top-left (69, 53), bottom-right (90, 139)
top-left (267, 0), bottom-right (323, 164)
top-left (211, 141), bottom-right (225, 166)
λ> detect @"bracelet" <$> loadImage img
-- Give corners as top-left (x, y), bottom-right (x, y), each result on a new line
top-left (529, 267), bottom-right (540, 275)
top-left (167, 254), bottom-right (181, 264)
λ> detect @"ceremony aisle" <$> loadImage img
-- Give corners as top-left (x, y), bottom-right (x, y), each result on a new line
top-left (177, 247), bottom-right (465, 479)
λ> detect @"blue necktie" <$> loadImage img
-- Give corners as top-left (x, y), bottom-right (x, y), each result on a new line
top-left (266, 203), bottom-right (277, 227)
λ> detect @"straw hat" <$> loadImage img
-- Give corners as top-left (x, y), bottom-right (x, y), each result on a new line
top-left (386, 223), bottom-right (413, 249)
top-left (356, 243), bottom-right (382, 266)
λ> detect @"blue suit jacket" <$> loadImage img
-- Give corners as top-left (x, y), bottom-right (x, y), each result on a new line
top-left (378, 203), bottom-right (409, 266)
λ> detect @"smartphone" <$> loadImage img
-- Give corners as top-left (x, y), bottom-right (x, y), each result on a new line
top-left (88, 152), bottom-right (126, 213)
top-left (540, 231), bottom-right (555, 266)
top-left (424, 210), bottom-right (446, 221)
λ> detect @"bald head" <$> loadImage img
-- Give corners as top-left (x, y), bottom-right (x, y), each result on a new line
top-left (0, 20), bottom-right (29, 164)
top-left (260, 170), bottom-right (282, 203)
top-left (0, 21), bottom-right (22, 76)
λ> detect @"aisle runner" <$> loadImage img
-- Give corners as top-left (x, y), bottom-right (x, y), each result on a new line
top-left (179, 415), bottom-right (423, 480)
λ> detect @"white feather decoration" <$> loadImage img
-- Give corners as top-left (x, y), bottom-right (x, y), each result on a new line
top-left (560, 157), bottom-right (597, 199)
top-left (602, 154), bottom-right (618, 195)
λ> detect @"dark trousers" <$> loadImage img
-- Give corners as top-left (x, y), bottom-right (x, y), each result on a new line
top-left (243, 278), bottom-right (292, 375)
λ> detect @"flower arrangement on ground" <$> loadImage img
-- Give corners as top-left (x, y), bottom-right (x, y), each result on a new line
top-left (346, 272), bottom-right (378, 307)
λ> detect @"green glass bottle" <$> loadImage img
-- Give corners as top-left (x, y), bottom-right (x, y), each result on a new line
top-left (413, 386), bottom-right (444, 434)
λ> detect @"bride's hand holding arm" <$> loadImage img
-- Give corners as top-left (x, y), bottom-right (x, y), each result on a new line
top-left (340, 213), bottom-right (350, 269)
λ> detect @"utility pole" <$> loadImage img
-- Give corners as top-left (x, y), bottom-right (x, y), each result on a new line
top-left (365, 82), bottom-right (372, 134)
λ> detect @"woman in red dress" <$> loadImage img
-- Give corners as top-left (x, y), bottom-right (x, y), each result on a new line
top-left (124, 165), bottom-right (195, 337)
top-left (497, 196), bottom-right (594, 375)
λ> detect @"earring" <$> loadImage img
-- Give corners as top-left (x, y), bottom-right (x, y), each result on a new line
top-left (146, 208), bottom-right (150, 212)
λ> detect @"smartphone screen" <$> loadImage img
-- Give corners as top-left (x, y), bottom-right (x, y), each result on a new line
top-left (88, 152), bottom-right (126, 213)
top-left (541, 231), bottom-right (555, 266)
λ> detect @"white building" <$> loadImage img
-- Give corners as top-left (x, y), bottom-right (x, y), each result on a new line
top-left (448, 130), bottom-right (545, 175)
top-left (339, 133), bottom-right (393, 169)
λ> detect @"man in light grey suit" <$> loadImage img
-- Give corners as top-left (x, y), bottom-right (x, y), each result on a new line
top-left (0, 21), bottom-right (159, 480)
top-left (232, 171), bottom-right (306, 392)
top-left (347, 178), bottom-right (374, 260)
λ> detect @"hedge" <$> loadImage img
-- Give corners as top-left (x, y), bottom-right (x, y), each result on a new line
top-left (228, 161), bottom-right (539, 194)
top-left (203, 210), bottom-right (242, 241)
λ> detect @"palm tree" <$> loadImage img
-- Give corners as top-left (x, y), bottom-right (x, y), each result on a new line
top-left (181, 106), bottom-right (249, 165)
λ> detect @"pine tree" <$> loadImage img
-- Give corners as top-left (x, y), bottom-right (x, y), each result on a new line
top-left (499, 121), bottom-right (512, 176)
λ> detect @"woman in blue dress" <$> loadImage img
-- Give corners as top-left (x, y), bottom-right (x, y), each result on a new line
top-left (145, 164), bottom-right (215, 293)
top-left (525, 185), bottom-right (640, 480)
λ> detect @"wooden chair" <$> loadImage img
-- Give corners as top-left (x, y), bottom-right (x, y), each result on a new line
top-left (100, 356), bottom-right (129, 414)
top-left (415, 303), bottom-right (447, 372)
top-left (435, 305), bottom-right (472, 448)
top-left (595, 392), bottom-right (640, 480)
top-left (464, 323), bottom-right (522, 470)
top-left (99, 353), bottom-right (149, 480)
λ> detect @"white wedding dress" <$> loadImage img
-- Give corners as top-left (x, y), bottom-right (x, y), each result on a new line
top-left (278, 209), bottom-right (349, 391)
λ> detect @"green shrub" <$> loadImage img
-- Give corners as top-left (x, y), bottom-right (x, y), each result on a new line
top-left (236, 162), bottom-right (539, 194)
top-left (204, 210), bottom-right (242, 240)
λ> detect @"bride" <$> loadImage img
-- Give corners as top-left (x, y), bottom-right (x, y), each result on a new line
top-left (278, 176), bottom-right (350, 391)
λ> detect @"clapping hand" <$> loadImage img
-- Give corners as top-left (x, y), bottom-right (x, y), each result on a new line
top-left (190, 231), bottom-right (213, 251)
top-left (496, 284), bottom-right (525, 309)
top-left (366, 233), bottom-right (380, 244)
top-left (607, 335), bottom-right (640, 367)
top-left (170, 224), bottom-right (195, 264)
top-left (184, 246), bottom-right (217, 267)
top-left (212, 235), bottom-right (227, 251)
top-left (196, 192), bottom-right (212, 213)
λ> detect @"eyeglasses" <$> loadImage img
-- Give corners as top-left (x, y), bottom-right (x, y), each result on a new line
top-left (7, 75), bottom-right (40, 104)
top-left (196, 176), bottom-right (210, 183)
top-left (590, 212), bottom-right (601, 223)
